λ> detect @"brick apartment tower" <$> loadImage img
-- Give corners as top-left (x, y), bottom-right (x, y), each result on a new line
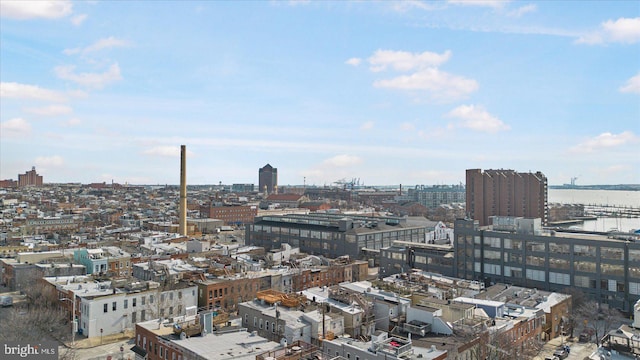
top-left (466, 169), bottom-right (548, 226)
top-left (18, 166), bottom-right (43, 187)
top-left (258, 164), bottom-right (277, 195)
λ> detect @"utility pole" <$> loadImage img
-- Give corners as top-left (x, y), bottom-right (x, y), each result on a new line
top-left (322, 302), bottom-right (326, 343)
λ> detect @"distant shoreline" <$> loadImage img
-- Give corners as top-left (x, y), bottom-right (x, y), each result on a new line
top-left (549, 185), bottom-right (640, 191)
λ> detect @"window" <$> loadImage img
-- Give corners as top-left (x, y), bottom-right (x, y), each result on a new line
top-left (150, 295), bottom-right (154, 304)
top-left (124, 299), bottom-right (128, 309)
top-left (104, 304), bottom-right (108, 313)
top-left (133, 298), bottom-right (137, 307)
top-left (112, 301), bottom-right (117, 311)
top-left (141, 310), bottom-right (146, 321)
top-left (132, 311), bottom-right (137, 323)
top-left (141, 296), bottom-right (146, 305)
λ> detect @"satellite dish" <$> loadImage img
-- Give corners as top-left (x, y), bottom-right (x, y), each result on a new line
top-left (180, 332), bottom-right (187, 340)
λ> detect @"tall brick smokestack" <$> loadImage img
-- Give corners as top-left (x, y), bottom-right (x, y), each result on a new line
top-left (179, 145), bottom-right (187, 236)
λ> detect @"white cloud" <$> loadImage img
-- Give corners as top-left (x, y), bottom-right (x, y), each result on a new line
top-left (400, 122), bottom-right (415, 131)
top-left (35, 155), bottom-right (65, 167)
top-left (577, 17), bottom-right (640, 45)
top-left (322, 154), bottom-right (363, 167)
top-left (26, 104), bottom-right (73, 116)
top-left (63, 37), bottom-right (130, 56)
top-left (570, 131), bottom-right (638, 153)
top-left (60, 118), bottom-right (83, 127)
top-left (0, 0), bottom-right (73, 19)
top-left (71, 14), bottom-right (87, 26)
top-left (142, 146), bottom-right (194, 158)
top-left (447, 104), bottom-right (510, 132)
top-left (507, 4), bottom-right (536, 17)
top-left (0, 118), bottom-right (32, 137)
top-left (0, 82), bottom-right (68, 102)
top-left (368, 49), bottom-right (451, 72)
top-left (374, 68), bottom-right (478, 101)
top-left (345, 58), bottom-right (362, 66)
top-left (448, 0), bottom-right (509, 8)
top-left (620, 73), bottom-right (640, 94)
top-left (55, 63), bottom-right (122, 89)
top-left (391, 0), bottom-right (440, 12)
top-left (360, 121), bottom-right (374, 130)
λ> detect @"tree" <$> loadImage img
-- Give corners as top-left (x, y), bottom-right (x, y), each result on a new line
top-left (0, 279), bottom-right (78, 359)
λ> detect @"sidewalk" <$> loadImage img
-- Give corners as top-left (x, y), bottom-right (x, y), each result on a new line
top-left (534, 336), bottom-right (597, 360)
top-left (65, 330), bottom-right (134, 349)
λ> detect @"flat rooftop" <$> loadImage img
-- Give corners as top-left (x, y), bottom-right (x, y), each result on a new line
top-left (173, 329), bottom-right (280, 360)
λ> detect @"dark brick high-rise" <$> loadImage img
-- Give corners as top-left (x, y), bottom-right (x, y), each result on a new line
top-left (258, 164), bottom-right (277, 194)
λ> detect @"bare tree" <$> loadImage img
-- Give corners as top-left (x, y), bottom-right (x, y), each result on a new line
top-left (0, 279), bottom-right (78, 359)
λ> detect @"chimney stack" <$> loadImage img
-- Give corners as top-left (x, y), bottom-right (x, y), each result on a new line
top-left (179, 145), bottom-right (187, 236)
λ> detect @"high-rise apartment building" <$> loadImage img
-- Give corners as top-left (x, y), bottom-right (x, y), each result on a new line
top-left (18, 166), bottom-right (43, 187)
top-left (466, 168), bottom-right (548, 226)
top-left (258, 164), bottom-right (277, 194)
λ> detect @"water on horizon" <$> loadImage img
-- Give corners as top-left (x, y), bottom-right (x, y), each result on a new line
top-left (548, 189), bottom-right (640, 208)
top-left (549, 189), bottom-right (640, 232)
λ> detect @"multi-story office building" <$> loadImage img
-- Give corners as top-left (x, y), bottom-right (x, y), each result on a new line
top-left (18, 166), bottom-right (43, 187)
top-left (466, 169), bottom-right (548, 226)
top-left (454, 217), bottom-right (640, 312)
top-left (247, 213), bottom-right (428, 260)
top-left (408, 184), bottom-right (466, 208)
top-left (259, 164), bottom-right (277, 194)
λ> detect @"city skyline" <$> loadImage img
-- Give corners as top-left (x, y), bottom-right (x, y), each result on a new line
top-left (1, 1), bottom-right (639, 186)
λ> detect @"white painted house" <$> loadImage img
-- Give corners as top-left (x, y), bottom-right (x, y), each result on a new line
top-left (56, 278), bottom-right (197, 338)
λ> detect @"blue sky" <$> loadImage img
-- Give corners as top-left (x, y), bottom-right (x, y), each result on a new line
top-left (1, 0), bottom-right (638, 186)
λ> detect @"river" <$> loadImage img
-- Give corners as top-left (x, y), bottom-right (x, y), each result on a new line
top-left (548, 189), bottom-right (640, 232)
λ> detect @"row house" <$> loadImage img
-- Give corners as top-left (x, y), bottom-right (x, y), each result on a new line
top-left (47, 276), bottom-right (198, 338)
top-left (238, 289), bottom-right (344, 345)
top-left (196, 259), bottom-right (369, 312)
top-left (134, 322), bottom-right (281, 360)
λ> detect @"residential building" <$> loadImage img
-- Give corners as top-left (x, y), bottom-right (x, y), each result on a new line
top-left (259, 164), bottom-right (277, 194)
top-left (47, 276), bottom-right (198, 338)
top-left (322, 331), bottom-right (436, 360)
top-left (408, 184), bottom-right (466, 208)
top-left (18, 166), bottom-right (43, 187)
top-left (239, 289), bottom-right (346, 345)
top-left (466, 168), bottom-right (548, 226)
top-left (454, 216), bottom-right (640, 312)
top-left (134, 321), bottom-right (281, 360)
top-left (74, 248), bottom-right (108, 275)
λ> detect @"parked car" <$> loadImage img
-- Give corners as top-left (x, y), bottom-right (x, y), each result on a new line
top-left (553, 349), bottom-right (568, 359)
top-left (0, 295), bottom-right (12, 307)
top-left (544, 356), bottom-right (560, 360)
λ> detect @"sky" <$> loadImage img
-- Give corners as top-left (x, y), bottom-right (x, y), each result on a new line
top-left (1, 0), bottom-right (639, 187)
